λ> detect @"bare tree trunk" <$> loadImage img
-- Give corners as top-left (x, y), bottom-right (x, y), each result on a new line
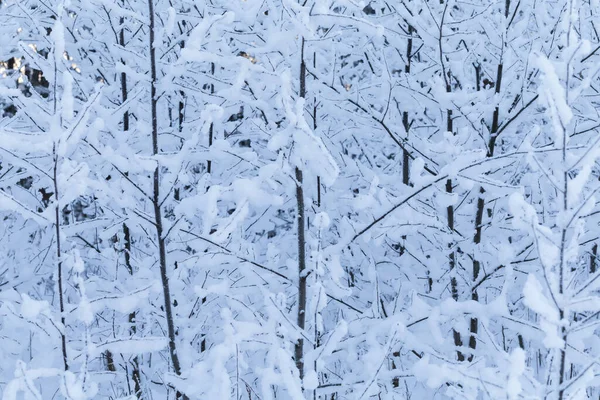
top-left (124, 223), bottom-right (142, 397)
top-left (295, 166), bottom-right (307, 379)
top-left (437, 3), bottom-right (463, 362)
top-left (444, 73), bottom-right (463, 362)
top-left (486, 61), bottom-right (503, 157)
top-left (119, 13), bottom-right (129, 133)
top-left (468, 0), bottom-right (510, 362)
top-left (112, 12), bottom-right (143, 396)
top-left (147, 0), bottom-right (186, 398)
top-left (591, 244), bottom-right (597, 274)
top-left (313, 53), bottom-right (321, 207)
top-left (53, 149), bottom-right (69, 371)
top-left (447, 176), bottom-right (464, 362)
top-left (402, 24), bottom-right (414, 187)
top-left (311, 50), bottom-right (322, 400)
top-left (207, 62), bottom-right (215, 175)
top-left (557, 119), bottom-right (568, 400)
top-left (486, 0), bottom-right (508, 158)
top-left (294, 37), bottom-right (308, 382)
top-left (468, 190), bottom-right (484, 361)
top-left (392, 24), bottom-right (416, 388)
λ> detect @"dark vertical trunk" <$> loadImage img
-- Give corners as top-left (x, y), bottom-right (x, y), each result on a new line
top-left (590, 244), bottom-right (597, 274)
top-left (447, 175), bottom-right (463, 361)
top-left (294, 38), bottom-right (308, 382)
top-left (123, 224), bottom-right (133, 275)
top-left (470, 0), bottom-right (508, 361)
top-left (201, 296), bottom-right (207, 352)
top-left (124, 223), bottom-right (142, 398)
top-left (402, 111), bottom-right (410, 186)
top-left (445, 97), bottom-right (463, 361)
top-left (118, 13), bottom-right (142, 396)
top-left (119, 11), bottom-right (129, 132)
top-left (392, 25), bottom-right (416, 385)
top-left (312, 50), bottom-right (321, 400)
top-left (486, 12), bottom-right (505, 159)
top-left (147, 0), bottom-right (186, 397)
top-left (178, 34), bottom-right (185, 134)
top-left (106, 351), bottom-right (116, 371)
top-left (467, 59), bottom-right (489, 361)
top-left (402, 24), bottom-right (414, 187)
top-left (295, 166), bottom-right (307, 379)
top-left (468, 189), bottom-right (485, 361)
top-left (487, 62), bottom-right (503, 157)
top-left (178, 92), bottom-right (185, 133)
top-left (518, 334), bottom-right (524, 349)
top-left (207, 62), bottom-right (215, 174)
top-left (53, 150), bottom-right (69, 371)
top-left (314, 53), bottom-right (321, 207)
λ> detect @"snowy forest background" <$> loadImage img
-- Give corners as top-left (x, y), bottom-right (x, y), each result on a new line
top-left (2, 0), bottom-right (600, 398)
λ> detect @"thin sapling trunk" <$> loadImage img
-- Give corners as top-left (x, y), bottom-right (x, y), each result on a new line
top-left (294, 37), bottom-right (308, 382)
top-left (147, 0), bottom-right (186, 397)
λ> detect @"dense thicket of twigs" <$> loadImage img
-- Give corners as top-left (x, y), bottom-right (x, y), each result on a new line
top-left (1, 0), bottom-right (600, 399)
